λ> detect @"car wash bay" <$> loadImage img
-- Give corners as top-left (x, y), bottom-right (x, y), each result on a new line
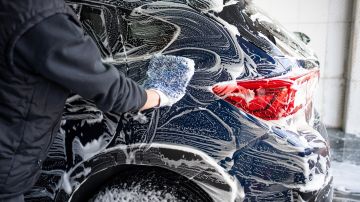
top-left (254, 0), bottom-right (360, 200)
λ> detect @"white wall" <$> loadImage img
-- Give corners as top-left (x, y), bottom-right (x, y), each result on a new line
top-left (253, 0), bottom-right (354, 128)
top-left (344, 0), bottom-right (360, 135)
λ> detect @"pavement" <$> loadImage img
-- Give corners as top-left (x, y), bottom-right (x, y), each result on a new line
top-left (328, 128), bottom-right (360, 202)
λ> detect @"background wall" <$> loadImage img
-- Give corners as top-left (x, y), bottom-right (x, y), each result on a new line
top-left (253, 0), bottom-right (355, 130)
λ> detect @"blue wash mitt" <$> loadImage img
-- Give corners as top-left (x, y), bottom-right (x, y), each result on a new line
top-left (143, 55), bottom-right (195, 106)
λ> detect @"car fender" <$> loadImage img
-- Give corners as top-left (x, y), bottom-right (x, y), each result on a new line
top-left (58, 143), bottom-right (245, 202)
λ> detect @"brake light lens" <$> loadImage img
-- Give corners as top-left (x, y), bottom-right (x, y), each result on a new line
top-left (212, 69), bottom-right (319, 120)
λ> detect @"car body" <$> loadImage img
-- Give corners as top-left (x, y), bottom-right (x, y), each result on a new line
top-left (25, 0), bottom-right (333, 201)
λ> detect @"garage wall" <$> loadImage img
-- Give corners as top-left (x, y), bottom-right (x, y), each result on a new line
top-left (253, 0), bottom-right (354, 128)
top-left (344, 1), bottom-right (360, 135)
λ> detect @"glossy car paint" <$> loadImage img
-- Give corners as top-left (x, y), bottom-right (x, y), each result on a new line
top-left (26, 0), bottom-right (333, 201)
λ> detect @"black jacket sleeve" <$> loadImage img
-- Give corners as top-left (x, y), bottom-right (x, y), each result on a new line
top-left (13, 14), bottom-right (147, 113)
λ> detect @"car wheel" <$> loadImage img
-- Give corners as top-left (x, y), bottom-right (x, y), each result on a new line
top-left (70, 165), bottom-right (213, 202)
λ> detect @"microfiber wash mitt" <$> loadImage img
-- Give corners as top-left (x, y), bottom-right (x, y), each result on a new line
top-left (143, 55), bottom-right (195, 107)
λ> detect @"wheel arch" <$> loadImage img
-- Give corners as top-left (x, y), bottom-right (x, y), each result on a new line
top-left (57, 143), bottom-right (244, 202)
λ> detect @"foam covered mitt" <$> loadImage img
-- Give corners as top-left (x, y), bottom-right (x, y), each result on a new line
top-left (143, 55), bottom-right (195, 107)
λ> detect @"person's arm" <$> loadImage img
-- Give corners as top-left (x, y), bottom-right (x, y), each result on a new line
top-left (14, 14), bottom-right (159, 113)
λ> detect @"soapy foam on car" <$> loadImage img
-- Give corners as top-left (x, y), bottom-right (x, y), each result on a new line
top-left (63, 143), bottom-right (244, 202)
top-left (30, 1), bottom-right (331, 201)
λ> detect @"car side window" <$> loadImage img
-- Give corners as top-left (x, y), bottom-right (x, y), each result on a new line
top-left (69, 3), bottom-right (127, 59)
top-left (69, 3), bottom-right (178, 63)
top-left (80, 5), bottom-right (121, 59)
top-left (122, 13), bottom-right (178, 60)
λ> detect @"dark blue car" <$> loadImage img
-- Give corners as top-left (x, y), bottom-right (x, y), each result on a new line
top-left (26, 0), bottom-right (333, 201)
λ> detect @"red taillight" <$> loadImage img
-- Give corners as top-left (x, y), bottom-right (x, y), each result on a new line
top-left (212, 69), bottom-right (319, 120)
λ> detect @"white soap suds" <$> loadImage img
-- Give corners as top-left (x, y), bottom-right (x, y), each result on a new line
top-left (186, 0), bottom-right (224, 13)
top-left (132, 112), bottom-right (149, 124)
top-left (61, 172), bottom-right (72, 195)
top-left (208, 13), bottom-right (245, 79)
top-left (91, 185), bottom-right (177, 202)
top-left (72, 136), bottom-right (108, 160)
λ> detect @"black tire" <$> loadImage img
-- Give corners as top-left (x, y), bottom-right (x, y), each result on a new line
top-left (70, 165), bottom-right (213, 202)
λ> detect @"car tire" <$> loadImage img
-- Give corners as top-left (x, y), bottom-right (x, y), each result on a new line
top-left (70, 165), bottom-right (213, 202)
